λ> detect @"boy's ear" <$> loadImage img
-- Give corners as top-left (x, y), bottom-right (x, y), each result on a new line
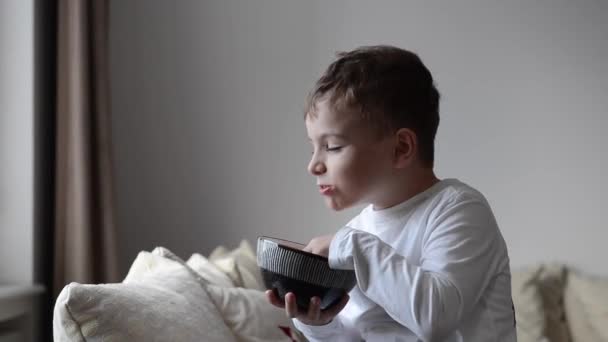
top-left (393, 128), bottom-right (417, 168)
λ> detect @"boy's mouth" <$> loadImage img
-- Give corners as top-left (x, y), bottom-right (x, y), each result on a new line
top-left (318, 185), bottom-right (334, 195)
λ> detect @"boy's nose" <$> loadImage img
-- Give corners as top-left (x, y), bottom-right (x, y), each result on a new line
top-left (308, 160), bottom-right (327, 176)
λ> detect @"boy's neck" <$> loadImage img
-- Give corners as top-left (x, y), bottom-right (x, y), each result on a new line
top-left (372, 168), bottom-right (439, 210)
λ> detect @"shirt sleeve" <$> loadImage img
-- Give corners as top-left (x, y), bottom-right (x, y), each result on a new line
top-left (292, 314), bottom-right (362, 342)
top-left (328, 194), bottom-right (506, 341)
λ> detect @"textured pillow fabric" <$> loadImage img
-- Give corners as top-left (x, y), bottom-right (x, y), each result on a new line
top-left (564, 271), bottom-right (608, 342)
top-left (511, 266), bottom-right (547, 342)
top-left (53, 251), bottom-right (236, 342)
top-left (209, 240), bottom-right (265, 290)
top-left (511, 264), bottom-right (571, 342)
top-left (159, 244), bottom-right (307, 341)
top-left (535, 264), bottom-right (571, 342)
top-left (206, 285), bottom-right (306, 342)
top-left (53, 243), bottom-right (307, 342)
top-left (186, 253), bottom-right (235, 287)
top-left (123, 249), bottom-right (179, 281)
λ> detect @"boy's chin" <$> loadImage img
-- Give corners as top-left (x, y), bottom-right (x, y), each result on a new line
top-left (325, 198), bottom-right (352, 211)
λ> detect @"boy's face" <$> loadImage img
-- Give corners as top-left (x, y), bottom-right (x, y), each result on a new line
top-left (306, 99), bottom-right (396, 211)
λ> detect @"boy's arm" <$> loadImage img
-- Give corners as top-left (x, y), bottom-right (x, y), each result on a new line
top-left (328, 195), bottom-right (506, 341)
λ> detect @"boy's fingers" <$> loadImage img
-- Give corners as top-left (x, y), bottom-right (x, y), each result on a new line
top-left (321, 294), bottom-right (350, 320)
top-left (276, 292), bottom-right (348, 323)
top-left (307, 296), bottom-right (321, 321)
top-left (266, 290), bottom-right (285, 308)
top-left (285, 292), bottom-right (298, 318)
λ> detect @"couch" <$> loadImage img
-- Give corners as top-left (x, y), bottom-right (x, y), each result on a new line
top-left (53, 241), bottom-right (608, 341)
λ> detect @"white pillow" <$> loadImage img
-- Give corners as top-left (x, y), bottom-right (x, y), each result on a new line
top-left (511, 266), bottom-right (547, 342)
top-left (186, 253), bottom-right (235, 287)
top-left (206, 285), bottom-right (306, 342)
top-left (512, 264), bottom-right (570, 342)
top-left (535, 264), bottom-right (570, 342)
top-left (148, 245), bottom-right (306, 341)
top-left (53, 251), bottom-right (236, 342)
top-left (565, 271), bottom-right (608, 342)
top-left (209, 240), bottom-right (264, 290)
top-left (123, 249), bottom-right (178, 281)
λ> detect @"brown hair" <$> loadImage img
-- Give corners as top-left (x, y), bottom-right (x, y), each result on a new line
top-left (306, 45), bottom-right (440, 166)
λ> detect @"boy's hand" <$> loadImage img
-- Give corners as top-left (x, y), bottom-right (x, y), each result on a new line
top-left (302, 234), bottom-right (335, 257)
top-left (265, 234), bottom-right (347, 325)
top-left (266, 290), bottom-right (350, 326)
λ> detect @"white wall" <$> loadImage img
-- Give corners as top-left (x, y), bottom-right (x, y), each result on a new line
top-left (110, 0), bottom-right (608, 276)
top-left (0, 0), bottom-right (34, 284)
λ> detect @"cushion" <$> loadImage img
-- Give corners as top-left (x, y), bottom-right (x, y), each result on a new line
top-left (208, 240), bottom-right (264, 290)
top-left (122, 249), bottom-right (177, 280)
top-left (186, 253), bottom-right (235, 287)
top-left (511, 264), bottom-right (570, 342)
top-left (535, 264), bottom-right (570, 342)
top-left (511, 266), bottom-right (547, 342)
top-left (156, 246), bottom-right (304, 341)
top-left (564, 271), bottom-right (608, 342)
top-left (53, 250), bottom-right (236, 342)
top-left (206, 285), bottom-right (306, 342)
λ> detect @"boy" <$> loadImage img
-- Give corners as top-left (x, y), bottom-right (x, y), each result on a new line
top-left (266, 45), bottom-right (516, 341)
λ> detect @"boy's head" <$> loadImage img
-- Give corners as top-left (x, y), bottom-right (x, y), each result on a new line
top-left (305, 45), bottom-right (440, 210)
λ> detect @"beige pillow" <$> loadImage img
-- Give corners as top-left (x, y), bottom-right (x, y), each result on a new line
top-left (140, 245), bottom-right (307, 341)
top-left (511, 264), bottom-right (570, 342)
top-left (512, 266), bottom-right (547, 342)
top-left (186, 253), bottom-right (235, 287)
top-left (564, 271), bottom-right (608, 342)
top-left (206, 285), bottom-right (306, 342)
top-left (209, 240), bottom-right (265, 290)
top-left (53, 250), bottom-right (236, 342)
top-left (535, 264), bottom-right (570, 342)
top-left (178, 245), bottom-right (307, 341)
top-left (123, 249), bottom-right (181, 280)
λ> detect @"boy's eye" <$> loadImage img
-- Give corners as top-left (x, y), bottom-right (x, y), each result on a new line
top-left (325, 145), bottom-right (343, 152)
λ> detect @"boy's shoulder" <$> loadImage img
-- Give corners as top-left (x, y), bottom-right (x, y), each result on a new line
top-left (432, 178), bottom-right (490, 208)
top-left (353, 178), bottom-right (492, 224)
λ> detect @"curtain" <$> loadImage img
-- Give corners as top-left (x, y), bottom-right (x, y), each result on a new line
top-left (53, 0), bottom-right (119, 297)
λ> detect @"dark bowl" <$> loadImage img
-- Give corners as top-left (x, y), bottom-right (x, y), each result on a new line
top-left (256, 236), bottom-right (356, 312)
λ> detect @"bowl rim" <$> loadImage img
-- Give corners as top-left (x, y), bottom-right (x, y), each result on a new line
top-left (257, 235), bottom-right (330, 262)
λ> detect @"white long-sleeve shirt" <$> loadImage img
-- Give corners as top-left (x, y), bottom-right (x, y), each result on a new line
top-left (294, 179), bottom-right (517, 342)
